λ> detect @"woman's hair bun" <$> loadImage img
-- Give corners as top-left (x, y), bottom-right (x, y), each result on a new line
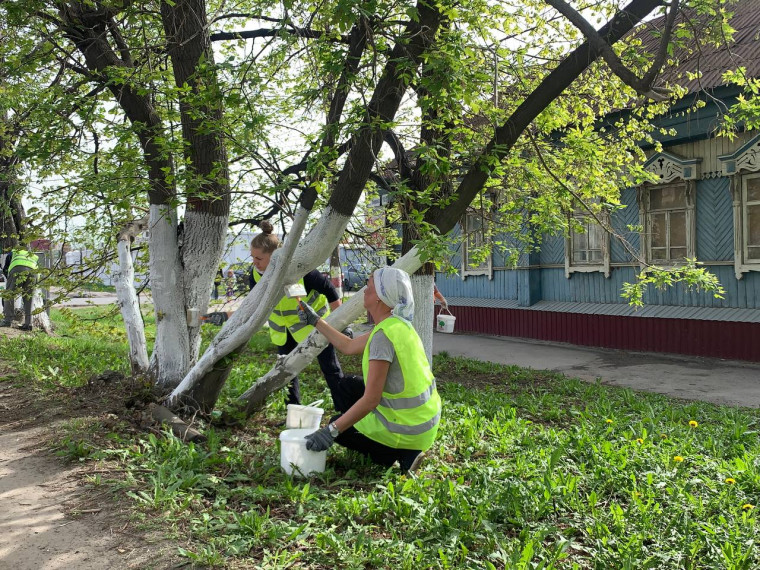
top-left (259, 220), bottom-right (273, 234)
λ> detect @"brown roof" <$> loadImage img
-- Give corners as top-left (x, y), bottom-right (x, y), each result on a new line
top-left (638, 0), bottom-right (760, 92)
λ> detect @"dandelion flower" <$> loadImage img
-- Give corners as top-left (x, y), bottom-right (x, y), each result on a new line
top-left (725, 478), bottom-right (736, 485)
top-left (689, 420), bottom-right (699, 428)
top-left (742, 504), bottom-right (754, 510)
top-left (660, 433), bottom-right (668, 439)
top-left (674, 455), bottom-right (684, 462)
top-left (636, 438), bottom-right (644, 444)
top-left (605, 419), bottom-right (613, 424)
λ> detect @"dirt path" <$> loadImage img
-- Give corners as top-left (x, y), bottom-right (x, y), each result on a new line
top-left (0, 426), bottom-right (148, 569)
top-left (0, 329), bottom-right (178, 570)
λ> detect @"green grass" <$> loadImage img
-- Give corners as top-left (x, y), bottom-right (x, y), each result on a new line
top-left (2, 306), bottom-right (759, 568)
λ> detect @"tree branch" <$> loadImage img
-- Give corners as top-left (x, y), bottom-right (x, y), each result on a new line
top-left (544, 0), bottom-right (674, 100)
top-left (210, 27), bottom-right (348, 43)
top-left (425, 0), bottom-right (664, 235)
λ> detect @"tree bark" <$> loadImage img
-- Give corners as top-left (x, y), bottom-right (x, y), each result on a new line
top-left (410, 274), bottom-right (435, 365)
top-left (167, 190), bottom-right (320, 411)
top-left (115, 217), bottom-right (149, 375)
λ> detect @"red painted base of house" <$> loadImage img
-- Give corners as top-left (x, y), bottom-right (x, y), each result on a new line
top-left (446, 306), bottom-right (760, 363)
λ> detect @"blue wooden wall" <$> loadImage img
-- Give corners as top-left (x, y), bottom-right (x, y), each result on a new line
top-left (436, 175), bottom-right (760, 310)
top-left (696, 177), bottom-right (733, 261)
top-left (610, 188), bottom-right (641, 264)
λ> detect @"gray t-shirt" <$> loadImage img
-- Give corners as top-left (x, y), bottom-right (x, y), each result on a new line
top-left (368, 329), bottom-right (405, 394)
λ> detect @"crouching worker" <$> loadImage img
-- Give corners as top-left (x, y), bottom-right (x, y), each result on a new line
top-left (297, 267), bottom-right (441, 472)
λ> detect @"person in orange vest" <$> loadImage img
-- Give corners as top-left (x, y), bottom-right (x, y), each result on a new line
top-left (1, 247), bottom-right (39, 331)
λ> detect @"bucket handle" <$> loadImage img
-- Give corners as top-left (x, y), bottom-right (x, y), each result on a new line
top-left (304, 399), bottom-right (324, 409)
top-left (439, 307), bottom-right (453, 316)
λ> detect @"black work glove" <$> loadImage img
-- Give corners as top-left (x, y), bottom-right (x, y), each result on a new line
top-left (304, 426), bottom-right (334, 451)
top-left (342, 326), bottom-right (354, 339)
top-left (204, 311), bottom-right (228, 326)
top-left (297, 301), bottom-right (321, 327)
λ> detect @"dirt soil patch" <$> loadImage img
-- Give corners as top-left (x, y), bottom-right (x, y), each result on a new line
top-left (0, 341), bottom-right (181, 569)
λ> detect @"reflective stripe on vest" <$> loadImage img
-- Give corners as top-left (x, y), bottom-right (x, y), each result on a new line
top-left (355, 316), bottom-right (441, 451)
top-left (252, 271), bottom-right (330, 346)
top-left (8, 250), bottom-right (38, 272)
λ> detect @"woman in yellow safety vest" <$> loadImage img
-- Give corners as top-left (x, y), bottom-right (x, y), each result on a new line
top-left (1, 248), bottom-right (39, 331)
top-left (298, 267), bottom-right (441, 473)
top-left (206, 221), bottom-right (354, 405)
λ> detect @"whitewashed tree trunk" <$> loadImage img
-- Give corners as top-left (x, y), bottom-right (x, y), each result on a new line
top-left (19, 292), bottom-right (53, 334)
top-left (114, 218), bottom-right (149, 375)
top-left (180, 210), bottom-right (229, 360)
top-left (167, 205), bottom-right (352, 408)
top-left (410, 273), bottom-right (434, 365)
top-left (229, 247), bottom-right (426, 418)
top-left (148, 205), bottom-right (191, 388)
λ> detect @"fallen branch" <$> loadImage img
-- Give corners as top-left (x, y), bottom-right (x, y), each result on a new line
top-left (148, 403), bottom-right (206, 443)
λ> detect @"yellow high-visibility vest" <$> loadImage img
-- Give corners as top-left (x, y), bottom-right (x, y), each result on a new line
top-left (355, 316), bottom-right (441, 451)
top-left (8, 249), bottom-right (38, 272)
top-left (253, 270), bottom-right (330, 345)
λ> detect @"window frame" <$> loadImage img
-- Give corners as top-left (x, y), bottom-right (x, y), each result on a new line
top-left (638, 180), bottom-right (696, 268)
top-left (461, 210), bottom-right (493, 279)
top-left (564, 211), bottom-right (610, 278)
top-left (731, 171), bottom-right (760, 278)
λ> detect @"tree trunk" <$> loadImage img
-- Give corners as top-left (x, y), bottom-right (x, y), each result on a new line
top-left (168, 1), bottom-right (444, 415)
top-left (148, 204), bottom-right (190, 389)
top-left (161, 0), bottom-right (232, 365)
top-left (115, 217), bottom-right (149, 375)
top-left (167, 191), bottom-right (332, 411)
top-left (410, 273), bottom-right (434, 365)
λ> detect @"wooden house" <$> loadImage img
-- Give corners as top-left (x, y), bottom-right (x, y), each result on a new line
top-left (435, 2), bottom-right (760, 362)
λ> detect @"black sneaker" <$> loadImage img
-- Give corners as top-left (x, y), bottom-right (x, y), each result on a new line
top-left (19, 324), bottom-right (33, 331)
top-left (0, 321), bottom-right (12, 328)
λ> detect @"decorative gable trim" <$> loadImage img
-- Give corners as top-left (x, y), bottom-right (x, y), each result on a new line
top-left (718, 134), bottom-right (760, 176)
top-left (643, 151), bottom-right (701, 183)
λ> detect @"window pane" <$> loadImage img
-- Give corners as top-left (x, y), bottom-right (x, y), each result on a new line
top-left (651, 248), bottom-right (666, 260)
top-left (748, 205), bottom-right (760, 246)
top-left (747, 177), bottom-right (760, 202)
top-left (748, 246), bottom-right (760, 260)
top-left (467, 214), bottom-right (482, 231)
top-left (669, 211), bottom-right (687, 247)
top-left (573, 251), bottom-right (587, 262)
top-left (670, 247), bottom-right (687, 259)
top-left (573, 231), bottom-right (588, 249)
top-left (588, 225), bottom-right (603, 249)
top-left (651, 213), bottom-right (666, 247)
top-left (650, 184), bottom-right (686, 209)
top-left (589, 249), bottom-right (602, 261)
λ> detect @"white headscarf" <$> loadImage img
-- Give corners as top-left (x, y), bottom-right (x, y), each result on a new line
top-left (373, 267), bottom-right (415, 322)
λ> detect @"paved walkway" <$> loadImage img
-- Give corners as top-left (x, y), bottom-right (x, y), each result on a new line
top-left (433, 331), bottom-right (760, 408)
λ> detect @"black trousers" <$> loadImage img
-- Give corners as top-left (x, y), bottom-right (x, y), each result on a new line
top-left (2, 266), bottom-right (35, 326)
top-left (277, 330), bottom-right (345, 405)
top-left (327, 374), bottom-right (422, 471)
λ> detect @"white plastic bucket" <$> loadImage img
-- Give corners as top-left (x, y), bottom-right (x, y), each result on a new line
top-left (279, 428), bottom-right (327, 476)
top-left (436, 309), bottom-right (456, 333)
top-left (285, 399), bottom-right (324, 429)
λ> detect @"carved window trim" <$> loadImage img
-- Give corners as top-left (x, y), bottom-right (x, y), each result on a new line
top-left (719, 134), bottom-right (760, 279)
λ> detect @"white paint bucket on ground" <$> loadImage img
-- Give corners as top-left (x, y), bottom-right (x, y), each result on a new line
top-left (285, 399), bottom-right (324, 429)
top-left (279, 428), bottom-right (327, 476)
top-left (436, 309), bottom-right (456, 333)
